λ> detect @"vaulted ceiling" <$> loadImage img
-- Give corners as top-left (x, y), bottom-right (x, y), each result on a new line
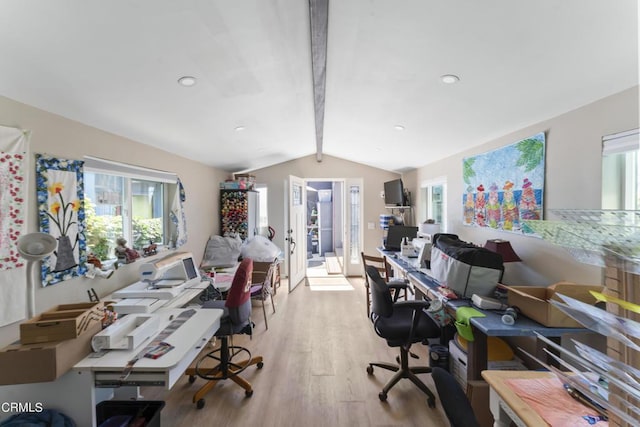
top-left (0, 1), bottom-right (637, 173)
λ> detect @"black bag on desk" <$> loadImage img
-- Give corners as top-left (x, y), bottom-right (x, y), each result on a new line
top-left (430, 234), bottom-right (503, 298)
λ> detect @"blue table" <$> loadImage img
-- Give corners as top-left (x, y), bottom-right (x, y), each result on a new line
top-left (379, 249), bottom-right (588, 383)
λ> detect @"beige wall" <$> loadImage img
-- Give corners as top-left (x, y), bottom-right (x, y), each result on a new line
top-left (405, 85), bottom-right (640, 286)
top-left (247, 154), bottom-right (401, 265)
top-left (1, 85), bottom-right (638, 345)
top-left (0, 95), bottom-right (227, 347)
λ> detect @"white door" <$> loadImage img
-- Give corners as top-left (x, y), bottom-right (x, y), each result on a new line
top-left (287, 175), bottom-right (306, 291)
top-left (343, 178), bottom-right (363, 276)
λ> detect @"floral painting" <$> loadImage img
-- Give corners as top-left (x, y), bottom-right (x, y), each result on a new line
top-left (462, 132), bottom-right (545, 234)
top-left (36, 154), bottom-right (87, 286)
top-left (0, 126), bottom-right (28, 272)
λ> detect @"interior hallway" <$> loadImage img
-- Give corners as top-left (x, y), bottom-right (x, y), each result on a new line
top-left (142, 275), bottom-right (449, 427)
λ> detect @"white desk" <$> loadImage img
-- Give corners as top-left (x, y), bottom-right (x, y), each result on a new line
top-left (109, 279), bottom-right (210, 314)
top-left (482, 370), bottom-right (556, 426)
top-left (0, 307), bottom-right (222, 427)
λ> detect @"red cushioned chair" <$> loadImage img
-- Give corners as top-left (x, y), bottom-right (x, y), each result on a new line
top-left (185, 258), bottom-right (264, 409)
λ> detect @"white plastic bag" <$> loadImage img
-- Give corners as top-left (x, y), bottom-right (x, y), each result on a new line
top-left (201, 235), bottom-right (242, 268)
top-left (241, 235), bottom-right (281, 262)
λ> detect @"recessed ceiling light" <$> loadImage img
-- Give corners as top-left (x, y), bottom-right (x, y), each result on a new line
top-left (178, 76), bottom-right (197, 87)
top-left (394, 125), bottom-right (405, 131)
top-left (440, 74), bottom-right (460, 84)
top-left (234, 126), bottom-right (246, 132)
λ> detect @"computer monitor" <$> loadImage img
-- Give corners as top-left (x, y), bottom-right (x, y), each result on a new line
top-left (384, 225), bottom-right (418, 251)
top-left (384, 179), bottom-right (405, 206)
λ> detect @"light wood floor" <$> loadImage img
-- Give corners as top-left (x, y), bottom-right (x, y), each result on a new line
top-left (141, 275), bottom-right (450, 427)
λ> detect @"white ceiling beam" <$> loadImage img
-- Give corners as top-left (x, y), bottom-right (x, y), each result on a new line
top-left (309, 0), bottom-right (328, 162)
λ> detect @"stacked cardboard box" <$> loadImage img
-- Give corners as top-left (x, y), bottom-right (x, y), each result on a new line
top-left (0, 302), bottom-right (104, 385)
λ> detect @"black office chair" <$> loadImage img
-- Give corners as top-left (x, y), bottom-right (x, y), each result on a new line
top-left (185, 258), bottom-right (264, 409)
top-left (431, 367), bottom-right (480, 427)
top-left (361, 252), bottom-right (411, 318)
top-left (365, 265), bottom-right (440, 407)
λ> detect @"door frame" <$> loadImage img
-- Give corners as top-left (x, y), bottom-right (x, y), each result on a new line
top-left (303, 177), bottom-right (363, 276)
top-left (287, 175), bottom-right (306, 291)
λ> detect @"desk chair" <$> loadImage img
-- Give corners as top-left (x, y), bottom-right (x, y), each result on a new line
top-left (250, 258), bottom-right (278, 330)
top-left (185, 258), bottom-right (264, 409)
top-left (432, 367), bottom-right (480, 427)
top-left (361, 253), bottom-right (411, 318)
top-left (384, 255), bottom-right (414, 296)
top-left (365, 265), bottom-right (439, 407)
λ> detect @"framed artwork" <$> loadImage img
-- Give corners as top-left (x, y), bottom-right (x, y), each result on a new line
top-left (462, 132), bottom-right (545, 234)
top-left (0, 126), bottom-right (29, 327)
top-left (0, 126), bottom-right (28, 272)
top-left (36, 154), bottom-right (87, 286)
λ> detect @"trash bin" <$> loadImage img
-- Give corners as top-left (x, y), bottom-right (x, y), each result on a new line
top-left (429, 344), bottom-right (449, 370)
top-left (96, 400), bottom-right (164, 427)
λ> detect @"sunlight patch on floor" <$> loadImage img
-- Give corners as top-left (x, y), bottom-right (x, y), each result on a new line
top-left (307, 276), bottom-right (354, 291)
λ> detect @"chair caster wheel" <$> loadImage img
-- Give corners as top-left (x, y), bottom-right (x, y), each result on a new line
top-left (188, 375), bottom-right (196, 384)
top-left (427, 397), bottom-right (435, 408)
top-left (366, 365), bottom-right (374, 375)
top-left (257, 361), bottom-right (264, 369)
top-left (378, 392), bottom-right (387, 402)
top-left (245, 389), bottom-right (254, 397)
top-left (196, 399), bottom-right (205, 409)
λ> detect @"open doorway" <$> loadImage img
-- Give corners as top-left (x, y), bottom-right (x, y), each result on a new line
top-left (305, 180), bottom-right (344, 277)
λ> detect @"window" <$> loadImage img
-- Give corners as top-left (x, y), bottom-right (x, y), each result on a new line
top-left (83, 157), bottom-right (177, 261)
top-left (349, 184), bottom-right (361, 264)
top-left (422, 178), bottom-right (447, 230)
top-left (256, 185), bottom-right (269, 235)
top-left (602, 129), bottom-right (640, 209)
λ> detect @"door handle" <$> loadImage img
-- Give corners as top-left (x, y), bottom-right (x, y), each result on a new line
top-left (286, 237), bottom-right (296, 255)
top-left (285, 229), bottom-right (295, 254)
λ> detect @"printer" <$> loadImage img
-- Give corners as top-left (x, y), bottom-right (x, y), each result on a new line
top-left (112, 252), bottom-right (202, 313)
top-left (412, 222), bottom-right (441, 269)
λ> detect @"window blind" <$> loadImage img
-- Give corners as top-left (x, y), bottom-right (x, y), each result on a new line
top-left (602, 128), bottom-right (639, 155)
top-left (83, 156), bottom-right (177, 183)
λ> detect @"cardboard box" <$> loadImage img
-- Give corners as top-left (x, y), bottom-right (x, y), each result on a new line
top-left (252, 261), bottom-right (280, 290)
top-left (467, 380), bottom-right (494, 427)
top-left (252, 261), bottom-right (272, 284)
top-left (507, 282), bottom-right (604, 327)
top-left (20, 302), bottom-right (104, 344)
top-left (449, 339), bottom-right (526, 390)
top-left (0, 321), bottom-right (101, 385)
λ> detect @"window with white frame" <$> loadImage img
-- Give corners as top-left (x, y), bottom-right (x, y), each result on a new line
top-left (602, 129), bottom-right (640, 210)
top-left (83, 157), bottom-right (177, 261)
top-left (422, 178), bottom-right (447, 230)
top-left (256, 185), bottom-right (269, 234)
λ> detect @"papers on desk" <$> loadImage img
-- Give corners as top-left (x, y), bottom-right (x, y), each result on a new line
top-left (504, 377), bottom-right (609, 427)
top-left (214, 273), bottom-right (234, 292)
top-left (522, 334), bottom-right (640, 426)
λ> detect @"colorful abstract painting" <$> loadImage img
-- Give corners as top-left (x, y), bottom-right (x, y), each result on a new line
top-left (36, 154), bottom-right (87, 286)
top-left (462, 132), bottom-right (545, 234)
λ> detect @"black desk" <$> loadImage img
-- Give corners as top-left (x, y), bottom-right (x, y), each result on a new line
top-left (378, 249), bottom-right (590, 383)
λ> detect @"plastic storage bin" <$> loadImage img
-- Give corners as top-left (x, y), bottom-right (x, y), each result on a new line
top-left (96, 400), bottom-right (164, 427)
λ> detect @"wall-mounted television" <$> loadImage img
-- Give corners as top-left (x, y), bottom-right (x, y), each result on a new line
top-left (384, 179), bottom-right (405, 206)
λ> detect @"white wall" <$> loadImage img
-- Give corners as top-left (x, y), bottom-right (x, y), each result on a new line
top-left (0, 95), bottom-right (228, 347)
top-left (405, 86), bottom-right (640, 286)
top-left (247, 154), bottom-right (401, 266)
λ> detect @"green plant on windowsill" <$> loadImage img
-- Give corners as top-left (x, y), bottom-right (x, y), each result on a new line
top-left (91, 236), bottom-right (111, 261)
